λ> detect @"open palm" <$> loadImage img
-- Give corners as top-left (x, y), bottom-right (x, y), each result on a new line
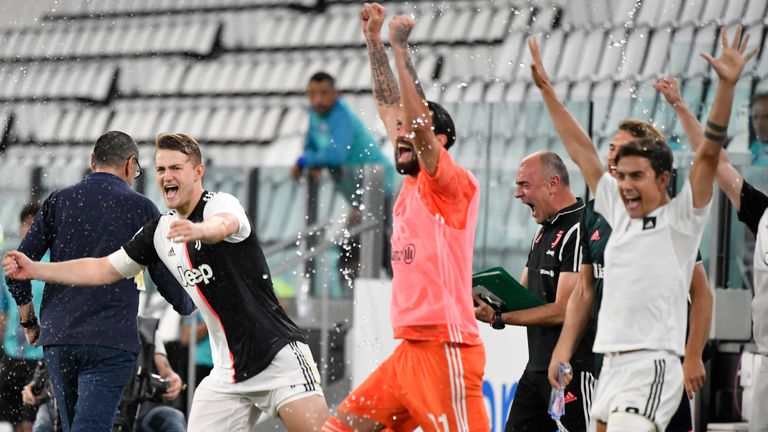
top-left (528, 36), bottom-right (552, 90)
top-left (701, 26), bottom-right (757, 85)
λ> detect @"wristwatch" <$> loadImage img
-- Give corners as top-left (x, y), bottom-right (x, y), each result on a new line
top-left (19, 317), bottom-right (38, 329)
top-left (491, 310), bottom-right (505, 330)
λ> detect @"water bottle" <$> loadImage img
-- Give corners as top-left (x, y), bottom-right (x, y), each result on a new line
top-left (548, 362), bottom-right (572, 420)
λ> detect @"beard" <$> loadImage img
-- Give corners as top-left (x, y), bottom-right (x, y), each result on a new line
top-left (396, 158), bottom-right (420, 176)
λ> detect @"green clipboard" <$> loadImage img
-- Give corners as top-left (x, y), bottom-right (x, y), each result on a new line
top-left (472, 266), bottom-right (545, 312)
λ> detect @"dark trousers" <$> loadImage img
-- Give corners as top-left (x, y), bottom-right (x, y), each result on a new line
top-left (506, 369), bottom-right (595, 432)
top-left (44, 345), bottom-right (137, 432)
top-left (138, 405), bottom-right (187, 432)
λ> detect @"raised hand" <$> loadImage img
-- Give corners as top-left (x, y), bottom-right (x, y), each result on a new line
top-left (701, 26), bottom-right (758, 85)
top-left (389, 15), bottom-right (415, 48)
top-left (2, 251), bottom-right (35, 281)
top-left (528, 36), bottom-right (552, 90)
top-left (652, 76), bottom-right (684, 108)
top-left (360, 3), bottom-right (386, 39)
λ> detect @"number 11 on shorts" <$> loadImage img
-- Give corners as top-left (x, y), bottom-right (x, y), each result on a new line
top-left (427, 413), bottom-right (449, 431)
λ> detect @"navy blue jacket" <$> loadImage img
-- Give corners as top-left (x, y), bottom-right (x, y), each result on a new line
top-left (6, 172), bottom-right (195, 353)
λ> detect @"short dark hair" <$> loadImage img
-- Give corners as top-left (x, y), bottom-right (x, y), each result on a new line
top-left (92, 131), bottom-right (139, 168)
top-left (156, 133), bottom-right (203, 166)
top-left (427, 101), bottom-right (456, 150)
top-left (19, 202), bottom-right (41, 224)
top-left (752, 92), bottom-right (768, 109)
top-left (539, 151), bottom-right (570, 187)
top-left (617, 119), bottom-right (667, 146)
top-left (309, 71), bottom-right (335, 87)
top-left (614, 137), bottom-right (673, 178)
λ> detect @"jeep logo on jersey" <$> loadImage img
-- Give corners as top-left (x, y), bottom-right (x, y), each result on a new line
top-left (391, 244), bottom-right (416, 264)
top-left (178, 264), bottom-right (214, 286)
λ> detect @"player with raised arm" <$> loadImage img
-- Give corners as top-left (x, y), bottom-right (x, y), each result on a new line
top-left (655, 74), bottom-right (768, 432)
top-left (532, 27), bottom-right (755, 431)
top-left (321, 5), bottom-right (489, 431)
top-left (531, 40), bottom-right (715, 431)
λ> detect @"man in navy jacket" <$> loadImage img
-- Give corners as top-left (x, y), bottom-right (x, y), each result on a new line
top-left (5, 131), bottom-right (194, 432)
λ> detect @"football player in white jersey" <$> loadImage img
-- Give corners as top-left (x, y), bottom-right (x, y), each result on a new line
top-left (527, 27), bottom-right (756, 431)
top-left (655, 75), bottom-right (768, 432)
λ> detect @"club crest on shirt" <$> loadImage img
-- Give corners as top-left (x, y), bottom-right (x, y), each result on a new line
top-left (550, 230), bottom-right (564, 248)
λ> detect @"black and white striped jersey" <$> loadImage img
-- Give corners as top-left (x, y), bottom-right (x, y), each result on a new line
top-left (113, 191), bottom-right (305, 383)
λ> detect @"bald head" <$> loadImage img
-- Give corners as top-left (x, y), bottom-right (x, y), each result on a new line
top-left (515, 151), bottom-right (576, 224)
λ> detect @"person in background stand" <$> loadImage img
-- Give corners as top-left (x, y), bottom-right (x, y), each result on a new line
top-left (294, 71), bottom-right (396, 282)
top-left (749, 93), bottom-right (768, 165)
top-left (0, 203), bottom-right (45, 432)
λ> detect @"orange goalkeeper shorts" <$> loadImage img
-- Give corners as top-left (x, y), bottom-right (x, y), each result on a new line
top-left (338, 339), bottom-right (489, 431)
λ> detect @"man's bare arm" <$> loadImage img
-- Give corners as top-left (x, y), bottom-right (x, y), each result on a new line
top-left (683, 263), bottom-right (713, 399)
top-left (548, 264), bottom-right (594, 387)
top-left (690, 27), bottom-right (757, 208)
top-left (361, 3), bottom-right (401, 144)
top-left (3, 251), bottom-right (123, 287)
top-left (475, 272), bottom-right (579, 327)
top-left (529, 36), bottom-right (603, 193)
top-left (389, 15), bottom-right (441, 175)
top-left (167, 214), bottom-right (239, 245)
top-left (654, 77), bottom-right (745, 210)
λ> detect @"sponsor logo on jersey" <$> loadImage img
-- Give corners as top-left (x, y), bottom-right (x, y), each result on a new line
top-left (593, 263), bottom-right (605, 279)
top-left (643, 216), bottom-right (657, 230)
top-left (168, 247), bottom-right (175, 257)
top-left (194, 240), bottom-right (202, 251)
top-left (564, 391), bottom-right (578, 404)
top-left (546, 250), bottom-right (555, 257)
top-left (591, 230), bottom-right (600, 241)
top-left (178, 264), bottom-right (214, 286)
top-left (391, 244), bottom-right (416, 264)
top-left (203, 191), bottom-right (216, 202)
top-left (539, 269), bottom-right (554, 277)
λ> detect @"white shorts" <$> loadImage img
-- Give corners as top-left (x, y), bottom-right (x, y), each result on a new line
top-left (590, 350), bottom-right (683, 432)
top-left (188, 341), bottom-right (323, 432)
top-left (751, 354), bottom-right (768, 432)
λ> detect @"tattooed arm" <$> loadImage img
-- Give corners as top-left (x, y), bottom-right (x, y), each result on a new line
top-left (361, 3), bottom-right (401, 144)
top-left (389, 15), bottom-right (441, 175)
